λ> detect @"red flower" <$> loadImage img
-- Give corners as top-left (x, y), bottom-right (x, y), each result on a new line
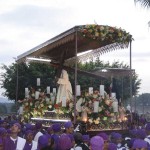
top-left (54, 104), bottom-right (60, 109)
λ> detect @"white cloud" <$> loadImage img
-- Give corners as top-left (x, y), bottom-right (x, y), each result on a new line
top-left (0, 0), bottom-right (150, 96)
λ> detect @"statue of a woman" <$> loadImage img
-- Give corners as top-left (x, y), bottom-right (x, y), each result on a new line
top-left (118, 102), bottom-right (126, 121)
top-left (56, 69), bottom-right (73, 104)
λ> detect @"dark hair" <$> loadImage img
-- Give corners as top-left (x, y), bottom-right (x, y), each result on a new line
top-left (74, 132), bottom-right (83, 144)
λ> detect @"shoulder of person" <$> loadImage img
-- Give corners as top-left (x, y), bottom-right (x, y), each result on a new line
top-left (74, 147), bottom-right (82, 150)
top-left (76, 143), bottom-right (90, 150)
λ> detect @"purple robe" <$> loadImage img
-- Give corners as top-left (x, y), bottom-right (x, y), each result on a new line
top-left (23, 142), bottom-right (32, 150)
top-left (23, 141), bottom-right (38, 150)
top-left (51, 134), bottom-right (60, 150)
top-left (4, 136), bottom-right (17, 150)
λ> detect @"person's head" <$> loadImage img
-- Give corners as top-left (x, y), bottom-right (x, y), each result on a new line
top-left (113, 133), bottom-right (122, 144)
top-left (97, 132), bottom-right (109, 150)
top-left (90, 136), bottom-right (104, 150)
top-left (10, 123), bottom-right (21, 134)
top-left (145, 123), bottom-right (150, 135)
top-left (1, 120), bottom-right (7, 128)
top-left (35, 121), bottom-right (43, 131)
top-left (132, 139), bottom-right (148, 150)
top-left (136, 129), bottom-right (146, 139)
top-left (47, 126), bottom-right (53, 135)
top-left (38, 135), bottom-right (49, 149)
top-left (74, 132), bottom-right (83, 144)
top-left (82, 134), bottom-right (90, 145)
top-left (25, 123), bottom-right (34, 131)
top-left (64, 121), bottom-right (74, 134)
top-left (58, 134), bottom-right (72, 150)
top-left (52, 123), bottom-right (61, 133)
top-left (25, 130), bottom-right (34, 143)
top-left (0, 127), bottom-right (8, 138)
top-left (129, 129), bottom-right (137, 138)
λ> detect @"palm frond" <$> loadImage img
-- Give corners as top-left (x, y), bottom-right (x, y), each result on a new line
top-left (135, 0), bottom-right (150, 8)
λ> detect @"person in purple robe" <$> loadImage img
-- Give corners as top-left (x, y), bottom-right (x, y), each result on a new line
top-left (0, 137), bottom-right (4, 150)
top-left (45, 126), bottom-right (53, 139)
top-left (97, 132), bottom-right (109, 150)
top-left (132, 139), bottom-right (148, 149)
top-left (90, 136), bottom-right (104, 150)
top-left (112, 133), bottom-right (126, 150)
top-left (4, 123), bottom-right (26, 150)
top-left (64, 121), bottom-right (74, 147)
top-left (0, 127), bottom-right (8, 138)
top-left (82, 134), bottom-right (90, 149)
top-left (136, 129), bottom-right (146, 139)
top-left (34, 121), bottom-right (43, 142)
top-left (74, 132), bottom-right (89, 150)
top-left (57, 133), bottom-right (72, 150)
top-left (108, 142), bottom-right (117, 150)
top-left (51, 123), bottom-right (61, 150)
top-left (0, 120), bottom-right (8, 129)
top-left (23, 130), bottom-right (38, 150)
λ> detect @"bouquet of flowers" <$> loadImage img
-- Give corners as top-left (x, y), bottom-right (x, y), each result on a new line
top-left (17, 87), bottom-right (55, 120)
top-left (79, 24), bottom-right (132, 43)
top-left (76, 90), bottom-right (114, 125)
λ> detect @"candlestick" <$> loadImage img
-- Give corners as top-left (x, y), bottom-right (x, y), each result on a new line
top-left (76, 85), bottom-right (81, 96)
top-left (62, 96), bottom-right (66, 107)
top-left (100, 85), bottom-right (104, 96)
top-left (89, 87), bottom-right (93, 94)
top-left (37, 78), bottom-right (40, 86)
top-left (94, 101), bottom-right (99, 113)
top-left (47, 86), bottom-right (50, 94)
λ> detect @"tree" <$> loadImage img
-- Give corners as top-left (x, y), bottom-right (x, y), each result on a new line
top-left (1, 62), bottom-right (56, 100)
top-left (69, 58), bottom-right (141, 103)
top-left (134, 0), bottom-right (150, 8)
top-left (1, 59), bottom-right (141, 104)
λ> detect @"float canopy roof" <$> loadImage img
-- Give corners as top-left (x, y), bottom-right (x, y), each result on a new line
top-left (17, 24), bottom-right (132, 63)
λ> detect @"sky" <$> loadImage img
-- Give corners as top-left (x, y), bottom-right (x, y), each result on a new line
top-left (0, 0), bottom-right (150, 97)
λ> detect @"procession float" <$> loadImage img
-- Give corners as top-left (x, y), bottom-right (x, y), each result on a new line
top-left (16, 24), bottom-right (133, 132)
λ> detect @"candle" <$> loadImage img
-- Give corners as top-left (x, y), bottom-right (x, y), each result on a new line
top-left (37, 78), bottom-right (40, 86)
top-left (18, 106), bottom-right (23, 115)
top-left (53, 88), bottom-right (56, 94)
top-left (76, 85), bottom-right (81, 96)
top-left (100, 85), bottom-right (104, 96)
top-left (94, 101), bottom-right (99, 113)
top-left (112, 101), bottom-right (118, 112)
top-left (25, 88), bottom-right (29, 98)
top-left (89, 87), bottom-right (93, 94)
top-left (51, 96), bottom-right (55, 104)
top-left (47, 86), bottom-right (50, 94)
top-left (82, 110), bottom-right (87, 122)
top-left (62, 96), bottom-right (66, 107)
top-left (35, 91), bottom-right (40, 99)
top-left (111, 92), bottom-right (116, 100)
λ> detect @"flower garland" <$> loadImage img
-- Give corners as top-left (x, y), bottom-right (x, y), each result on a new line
top-left (79, 24), bottom-right (132, 44)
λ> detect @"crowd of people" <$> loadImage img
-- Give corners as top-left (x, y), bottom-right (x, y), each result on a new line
top-left (0, 115), bottom-right (150, 150)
